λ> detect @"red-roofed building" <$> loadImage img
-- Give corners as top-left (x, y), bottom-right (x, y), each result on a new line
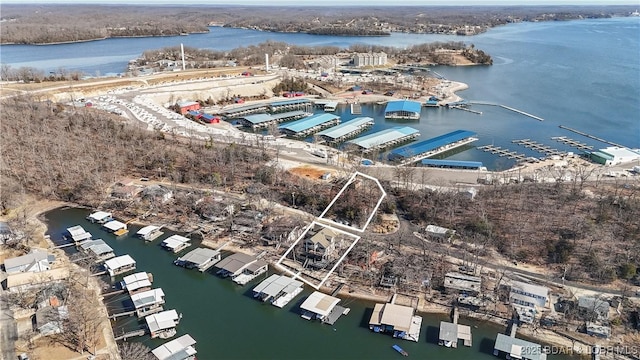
top-left (178, 101), bottom-right (201, 115)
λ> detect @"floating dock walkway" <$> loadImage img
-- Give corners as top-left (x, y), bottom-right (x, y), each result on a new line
top-left (467, 101), bottom-right (544, 121)
top-left (476, 145), bottom-right (530, 161)
top-left (551, 136), bottom-right (593, 151)
top-left (558, 125), bottom-right (625, 148)
top-left (114, 328), bottom-right (146, 341)
top-left (511, 139), bottom-right (564, 156)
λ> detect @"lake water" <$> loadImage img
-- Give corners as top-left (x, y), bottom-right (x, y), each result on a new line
top-left (1, 19), bottom-right (638, 170)
top-left (43, 207), bottom-right (577, 359)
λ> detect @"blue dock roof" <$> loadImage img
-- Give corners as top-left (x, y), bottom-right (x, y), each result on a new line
top-left (278, 113), bottom-right (340, 133)
top-left (316, 117), bottom-right (374, 140)
top-left (384, 100), bottom-right (422, 114)
top-left (389, 130), bottom-right (477, 159)
top-left (242, 113), bottom-right (274, 125)
top-left (421, 159), bottom-right (483, 169)
top-left (348, 126), bottom-right (419, 150)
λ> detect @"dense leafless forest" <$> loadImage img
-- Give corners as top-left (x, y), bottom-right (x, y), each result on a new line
top-left (1, 96), bottom-right (638, 289)
top-left (0, 4), bottom-right (636, 44)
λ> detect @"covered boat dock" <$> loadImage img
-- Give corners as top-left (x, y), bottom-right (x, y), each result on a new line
top-left (384, 100), bottom-right (422, 120)
top-left (316, 117), bottom-right (374, 143)
top-left (145, 309), bottom-right (180, 339)
top-left (151, 334), bottom-right (197, 360)
top-left (269, 98), bottom-right (312, 113)
top-left (300, 291), bottom-right (346, 325)
top-left (368, 302), bottom-right (422, 342)
top-left (104, 255), bottom-right (136, 277)
top-left (278, 113), bottom-right (340, 137)
top-left (421, 159), bottom-right (484, 170)
top-left (252, 274), bottom-right (304, 308)
top-left (131, 288), bottom-right (166, 318)
top-left (493, 333), bottom-right (547, 360)
top-left (174, 247), bottom-right (221, 272)
top-left (347, 126), bottom-right (419, 154)
top-left (121, 271), bottom-right (153, 295)
top-left (215, 253), bottom-right (268, 285)
top-left (438, 321), bottom-right (472, 348)
top-left (238, 110), bottom-right (310, 129)
top-left (388, 130), bottom-right (478, 164)
top-left (221, 103), bottom-right (268, 119)
top-left (161, 235), bottom-right (192, 253)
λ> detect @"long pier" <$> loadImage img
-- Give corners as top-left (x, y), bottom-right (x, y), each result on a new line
top-left (450, 105), bottom-right (482, 115)
top-left (476, 145), bottom-right (530, 160)
top-left (114, 329), bottom-right (146, 341)
top-left (468, 101), bottom-right (544, 121)
top-left (551, 136), bottom-right (593, 151)
top-left (559, 125), bottom-right (625, 148)
top-left (511, 139), bottom-right (564, 156)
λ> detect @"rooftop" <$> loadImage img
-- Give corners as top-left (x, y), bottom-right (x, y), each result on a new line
top-left (215, 252), bottom-right (257, 274)
top-left (88, 211), bottom-right (112, 221)
top-left (389, 130), bottom-right (477, 159)
top-left (253, 274), bottom-right (303, 298)
top-left (316, 117), bottom-right (374, 140)
top-left (348, 126), bottom-right (419, 150)
top-left (131, 288), bottom-right (165, 309)
top-left (137, 225), bottom-right (160, 236)
top-left (421, 159), bottom-right (484, 169)
top-left (177, 248), bottom-right (221, 266)
top-left (122, 272), bottom-right (152, 292)
top-left (278, 113), bottom-right (340, 134)
top-left (369, 303), bottom-right (415, 333)
top-left (384, 100), bottom-right (422, 114)
top-left (270, 98), bottom-right (310, 107)
top-left (300, 291), bottom-right (341, 317)
top-left (494, 333), bottom-right (547, 360)
top-left (145, 309), bottom-right (179, 333)
top-left (510, 280), bottom-right (549, 299)
top-left (3, 250), bottom-right (50, 274)
top-left (151, 334), bottom-right (197, 360)
top-left (104, 255), bottom-right (136, 270)
top-left (103, 220), bottom-right (126, 232)
top-left (162, 235), bottom-right (191, 249)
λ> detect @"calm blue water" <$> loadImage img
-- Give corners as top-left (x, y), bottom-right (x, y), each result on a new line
top-left (1, 18), bottom-right (638, 169)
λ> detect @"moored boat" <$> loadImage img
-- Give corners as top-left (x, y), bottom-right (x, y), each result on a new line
top-left (392, 344), bottom-right (408, 356)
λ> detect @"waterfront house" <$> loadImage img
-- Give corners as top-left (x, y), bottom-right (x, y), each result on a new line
top-left (586, 322), bottom-right (611, 338)
top-left (509, 280), bottom-right (548, 324)
top-left (141, 185), bottom-right (174, 203)
top-left (300, 291), bottom-right (345, 325)
top-left (86, 211), bottom-right (113, 224)
top-left (78, 239), bottom-right (115, 262)
top-left (493, 333), bottom-right (546, 360)
top-left (3, 249), bottom-right (53, 274)
top-left (304, 227), bottom-right (338, 260)
top-left (103, 220), bottom-right (128, 236)
top-left (131, 288), bottom-right (166, 318)
top-left (111, 184), bottom-right (141, 199)
top-left (66, 225), bottom-right (92, 244)
top-left (35, 305), bottom-right (68, 336)
top-left (161, 235), bottom-right (192, 253)
top-left (577, 296), bottom-right (610, 321)
top-left (444, 272), bottom-right (482, 295)
top-left (136, 225), bottom-right (164, 242)
top-left (214, 253), bottom-right (268, 285)
top-left (252, 274), bottom-right (304, 308)
top-left (368, 302), bottom-right (422, 342)
top-left (5, 268), bottom-right (69, 293)
top-left (120, 272), bottom-right (153, 295)
top-left (174, 248), bottom-right (221, 272)
top-left (151, 334), bottom-right (197, 360)
top-left (103, 255), bottom-right (136, 277)
top-left (145, 309), bottom-right (181, 339)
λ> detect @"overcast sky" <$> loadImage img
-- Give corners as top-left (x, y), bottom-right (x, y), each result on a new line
top-left (3, 0), bottom-right (639, 5)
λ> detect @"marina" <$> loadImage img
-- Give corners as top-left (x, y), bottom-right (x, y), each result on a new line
top-left (237, 110), bottom-right (310, 129)
top-left (384, 100), bottom-right (422, 120)
top-left (315, 116), bottom-right (375, 144)
top-left (387, 130), bottom-right (478, 164)
top-left (551, 136), bottom-right (593, 151)
top-left (278, 113), bottom-right (341, 137)
top-left (269, 98), bottom-right (312, 113)
top-left (347, 126), bottom-right (420, 154)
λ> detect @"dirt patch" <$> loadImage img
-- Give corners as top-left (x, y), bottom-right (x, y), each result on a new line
top-left (288, 165), bottom-right (331, 180)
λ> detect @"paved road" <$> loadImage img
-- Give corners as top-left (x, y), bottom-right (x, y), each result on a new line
top-left (0, 292), bottom-right (17, 360)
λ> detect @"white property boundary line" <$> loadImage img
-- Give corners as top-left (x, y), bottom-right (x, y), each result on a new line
top-left (276, 221), bottom-right (360, 290)
top-left (318, 171), bottom-right (387, 233)
top-left (276, 171), bottom-right (386, 290)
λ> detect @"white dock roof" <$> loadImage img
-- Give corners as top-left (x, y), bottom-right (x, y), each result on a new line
top-left (104, 255), bottom-right (136, 271)
top-left (88, 211), bottom-right (112, 221)
top-left (67, 225), bottom-right (88, 237)
top-left (215, 253), bottom-right (257, 275)
top-left (122, 272), bottom-right (152, 292)
top-left (103, 220), bottom-right (126, 232)
top-left (369, 303), bottom-right (415, 333)
top-left (80, 240), bottom-right (114, 256)
top-left (145, 309), bottom-right (179, 333)
top-left (178, 248), bottom-right (220, 266)
top-left (300, 291), bottom-right (340, 317)
top-left (152, 334), bottom-right (197, 360)
top-left (137, 225), bottom-right (160, 236)
top-left (253, 274), bottom-right (303, 298)
top-left (131, 288), bottom-right (165, 309)
top-left (162, 235), bottom-right (191, 249)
